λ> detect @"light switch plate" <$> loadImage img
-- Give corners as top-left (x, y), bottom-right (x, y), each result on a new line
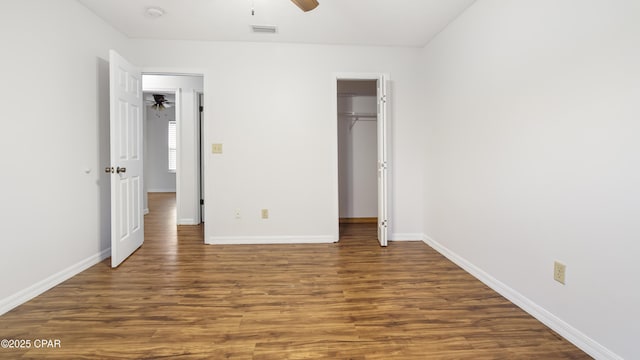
top-left (212, 143), bottom-right (223, 154)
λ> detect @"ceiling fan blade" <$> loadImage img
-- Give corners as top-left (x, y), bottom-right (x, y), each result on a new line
top-left (291, 0), bottom-right (319, 12)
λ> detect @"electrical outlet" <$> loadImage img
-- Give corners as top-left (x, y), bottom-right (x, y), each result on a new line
top-left (234, 210), bottom-right (241, 219)
top-left (261, 209), bottom-right (269, 219)
top-left (554, 261), bottom-right (566, 284)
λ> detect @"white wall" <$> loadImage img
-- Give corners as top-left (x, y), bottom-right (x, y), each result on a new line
top-left (0, 0), bottom-right (129, 313)
top-left (338, 95), bottom-right (378, 218)
top-left (145, 105), bottom-right (176, 192)
top-left (129, 41), bottom-right (423, 242)
top-left (143, 75), bottom-right (204, 225)
top-left (421, 1), bottom-right (640, 359)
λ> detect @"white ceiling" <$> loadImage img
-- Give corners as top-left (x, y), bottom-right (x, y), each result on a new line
top-left (77, 0), bottom-right (476, 47)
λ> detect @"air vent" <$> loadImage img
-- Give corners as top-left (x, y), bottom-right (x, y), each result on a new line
top-left (251, 25), bottom-right (278, 34)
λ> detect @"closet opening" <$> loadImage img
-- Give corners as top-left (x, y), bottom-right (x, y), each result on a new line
top-left (337, 79), bottom-right (380, 242)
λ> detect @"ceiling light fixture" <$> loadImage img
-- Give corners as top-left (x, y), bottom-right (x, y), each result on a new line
top-left (145, 7), bottom-right (165, 18)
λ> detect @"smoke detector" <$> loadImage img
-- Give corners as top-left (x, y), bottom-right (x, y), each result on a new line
top-left (145, 7), bottom-right (165, 18)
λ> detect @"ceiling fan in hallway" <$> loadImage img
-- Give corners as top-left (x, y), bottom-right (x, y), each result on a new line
top-left (145, 94), bottom-right (174, 111)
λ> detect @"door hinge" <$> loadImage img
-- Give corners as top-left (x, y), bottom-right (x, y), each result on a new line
top-left (380, 220), bottom-right (388, 228)
top-left (200, 199), bottom-right (204, 205)
top-left (380, 95), bottom-right (387, 104)
top-left (199, 106), bottom-right (204, 112)
top-left (379, 161), bottom-right (388, 170)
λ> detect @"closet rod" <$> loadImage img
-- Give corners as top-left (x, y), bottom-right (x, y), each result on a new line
top-left (346, 117), bottom-right (377, 130)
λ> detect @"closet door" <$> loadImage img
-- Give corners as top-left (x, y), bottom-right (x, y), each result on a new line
top-left (377, 76), bottom-right (388, 247)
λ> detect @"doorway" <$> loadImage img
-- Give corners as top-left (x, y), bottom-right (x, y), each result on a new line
top-left (335, 75), bottom-right (389, 246)
top-left (143, 90), bottom-right (177, 199)
top-left (142, 74), bottom-right (204, 226)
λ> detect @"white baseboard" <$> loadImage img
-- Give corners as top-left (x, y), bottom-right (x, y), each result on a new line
top-left (422, 234), bottom-right (622, 360)
top-left (390, 233), bottom-right (424, 241)
top-left (143, 208), bottom-right (149, 215)
top-left (0, 248), bottom-right (110, 316)
top-left (207, 235), bottom-right (336, 245)
top-left (147, 189), bottom-right (176, 193)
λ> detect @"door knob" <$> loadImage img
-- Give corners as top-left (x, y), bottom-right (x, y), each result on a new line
top-left (116, 167), bottom-right (127, 174)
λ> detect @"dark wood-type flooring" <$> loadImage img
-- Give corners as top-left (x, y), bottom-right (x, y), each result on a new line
top-left (0, 193), bottom-right (590, 359)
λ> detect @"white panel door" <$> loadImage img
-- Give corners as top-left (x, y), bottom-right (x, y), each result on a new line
top-left (109, 50), bottom-right (144, 267)
top-left (377, 76), bottom-right (388, 247)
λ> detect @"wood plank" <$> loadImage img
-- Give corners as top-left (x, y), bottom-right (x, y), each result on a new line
top-left (339, 217), bottom-right (378, 224)
top-left (0, 193), bottom-right (590, 359)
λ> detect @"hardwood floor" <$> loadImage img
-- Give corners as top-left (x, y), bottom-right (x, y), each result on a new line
top-left (0, 193), bottom-right (590, 359)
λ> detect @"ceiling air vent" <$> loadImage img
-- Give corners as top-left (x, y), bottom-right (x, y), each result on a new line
top-left (251, 25), bottom-right (278, 34)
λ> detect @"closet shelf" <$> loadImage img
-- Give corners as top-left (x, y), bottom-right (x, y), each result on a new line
top-left (339, 112), bottom-right (377, 118)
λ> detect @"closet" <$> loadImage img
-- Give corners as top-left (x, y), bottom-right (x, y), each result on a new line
top-left (337, 80), bottom-right (378, 224)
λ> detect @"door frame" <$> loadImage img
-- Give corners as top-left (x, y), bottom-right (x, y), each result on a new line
top-left (332, 72), bottom-right (390, 244)
top-left (197, 92), bottom-right (205, 223)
